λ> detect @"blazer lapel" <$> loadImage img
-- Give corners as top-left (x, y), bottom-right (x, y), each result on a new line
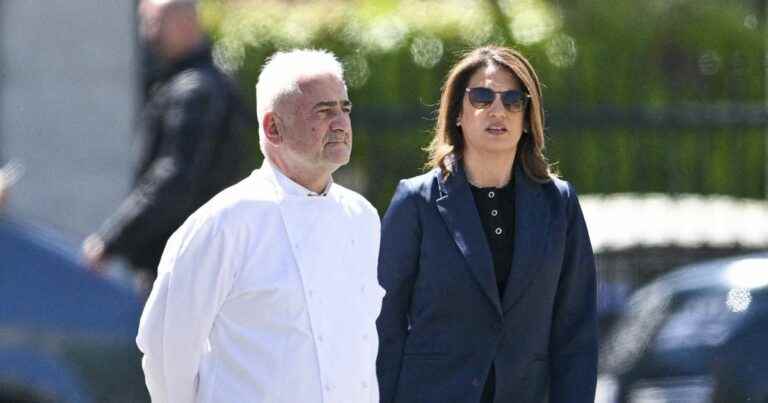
top-left (502, 165), bottom-right (551, 312)
top-left (435, 165), bottom-right (502, 316)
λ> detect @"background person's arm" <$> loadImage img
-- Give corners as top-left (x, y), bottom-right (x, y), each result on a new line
top-left (0, 160), bottom-right (24, 209)
top-left (90, 72), bottom-right (226, 263)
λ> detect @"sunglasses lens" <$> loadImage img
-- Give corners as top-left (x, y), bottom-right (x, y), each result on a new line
top-left (468, 87), bottom-right (527, 111)
top-left (468, 88), bottom-right (494, 108)
top-left (501, 90), bottom-right (524, 108)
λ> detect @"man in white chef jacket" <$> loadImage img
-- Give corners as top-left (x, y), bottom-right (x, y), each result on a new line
top-left (136, 48), bottom-right (384, 403)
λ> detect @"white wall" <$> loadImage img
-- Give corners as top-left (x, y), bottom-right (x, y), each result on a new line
top-left (1, 1), bottom-right (136, 244)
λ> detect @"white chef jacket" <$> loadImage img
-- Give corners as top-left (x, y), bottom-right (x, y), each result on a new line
top-left (136, 161), bottom-right (384, 403)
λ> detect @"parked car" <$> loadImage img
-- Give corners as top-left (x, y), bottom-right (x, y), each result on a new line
top-left (596, 252), bottom-right (768, 403)
top-left (0, 217), bottom-right (149, 402)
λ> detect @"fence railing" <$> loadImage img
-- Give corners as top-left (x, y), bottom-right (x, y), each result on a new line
top-left (346, 103), bottom-right (767, 211)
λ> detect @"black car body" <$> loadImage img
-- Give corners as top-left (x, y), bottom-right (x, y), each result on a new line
top-left (597, 253), bottom-right (768, 403)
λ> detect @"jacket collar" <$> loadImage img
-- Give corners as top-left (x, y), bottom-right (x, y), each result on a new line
top-left (158, 41), bottom-right (214, 81)
top-left (436, 159), bottom-right (502, 315)
top-left (503, 161), bottom-right (549, 313)
top-left (259, 159), bottom-right (333, 198)
top-left (435, 156), bottom-right (550, 315)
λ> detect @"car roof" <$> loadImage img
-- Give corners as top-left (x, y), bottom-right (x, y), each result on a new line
top-left (646, 252), bottom-right (768, 295)
top-left (0, 217), bottom-right (142, 337)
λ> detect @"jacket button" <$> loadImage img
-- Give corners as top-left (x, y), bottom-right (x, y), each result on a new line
top-left (492, 322), bottom-right (502, 331)
top-left (472, 378), bottom-right (482, 387)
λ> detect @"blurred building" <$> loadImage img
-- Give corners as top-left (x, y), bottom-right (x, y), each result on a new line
top-left (0, 1), bottom-right (137, 243)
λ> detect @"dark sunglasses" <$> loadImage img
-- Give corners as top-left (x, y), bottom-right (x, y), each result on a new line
top-left (465, 87), bottom-right (530, 112)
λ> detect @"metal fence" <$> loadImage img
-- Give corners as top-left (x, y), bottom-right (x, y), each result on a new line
top-left (350, 103), bottom-right (767, 212)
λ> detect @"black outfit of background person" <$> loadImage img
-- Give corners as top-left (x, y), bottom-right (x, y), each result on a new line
top-left (96, 41), bottom-right (250, 276)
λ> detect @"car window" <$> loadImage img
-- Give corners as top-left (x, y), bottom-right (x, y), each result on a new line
top-left (653, 288), bottom-right (768, 352)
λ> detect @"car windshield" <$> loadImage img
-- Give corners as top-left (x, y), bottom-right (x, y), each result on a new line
top-left (601, 283), bottom-right (768, 373)
top-left (652, 287), bottom-right (767, 352)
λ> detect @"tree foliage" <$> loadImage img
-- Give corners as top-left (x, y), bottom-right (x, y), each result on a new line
top-left (201, 0), bottom-right (766, 207)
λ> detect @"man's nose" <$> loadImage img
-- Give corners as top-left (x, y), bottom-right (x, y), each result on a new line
top-left (330, 113), bottom-right (351, 132)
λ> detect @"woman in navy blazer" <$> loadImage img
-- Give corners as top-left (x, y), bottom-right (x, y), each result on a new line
top-left (376, 46), bottom-right (597, 403)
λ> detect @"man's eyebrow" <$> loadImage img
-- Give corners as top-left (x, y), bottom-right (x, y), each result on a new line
top-left (313, 100), bottom-right (352, 109)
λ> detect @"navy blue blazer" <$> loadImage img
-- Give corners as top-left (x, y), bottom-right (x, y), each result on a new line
top-left (376, 163), bottom-right (597, 403)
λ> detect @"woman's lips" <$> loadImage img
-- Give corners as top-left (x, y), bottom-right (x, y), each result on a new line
top-left (485, 126), bottom-right (508, 135)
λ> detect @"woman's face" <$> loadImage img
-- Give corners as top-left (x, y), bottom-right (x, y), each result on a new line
top-left (458, 63), bottom-right (526, 159)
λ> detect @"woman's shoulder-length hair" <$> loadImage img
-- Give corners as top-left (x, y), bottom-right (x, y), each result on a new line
top-left (424, 45), bottom-right (556, 183)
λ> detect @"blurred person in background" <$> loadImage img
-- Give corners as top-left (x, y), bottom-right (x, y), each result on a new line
top-left (0, 168), bottom-right (7, 209)
top-left (0, 170), bottom-right (8, 209)
top-left (136, 49), bottom-right (383, 403)
top-left (376, 46), bottom-right (597, 403)
top-left (82, 0), bottom-right (249, 291)
top-left (0, 150), bottom-right (7, 209)
top-left (0, 160), bottom-right (23, 210)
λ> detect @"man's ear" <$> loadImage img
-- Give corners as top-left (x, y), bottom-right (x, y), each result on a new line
top-left (263, 112), bottom-right (282, 145)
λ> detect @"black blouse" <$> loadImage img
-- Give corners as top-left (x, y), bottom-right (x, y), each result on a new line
top-left (469, 181), bottom-right (515, 298)
top-left (469, 179), bottom-right (516, 403)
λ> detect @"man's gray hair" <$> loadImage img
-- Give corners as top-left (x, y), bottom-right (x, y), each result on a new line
top-left (256, 49), bottom-right (345, 153)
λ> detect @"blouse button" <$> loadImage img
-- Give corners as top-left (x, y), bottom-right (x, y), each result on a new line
top-left (487, 191), bottom-right (495, 199)
top-left (491, 209), bottom-right (498, 217)
top-left (495, 227), bottom-right (503, 235)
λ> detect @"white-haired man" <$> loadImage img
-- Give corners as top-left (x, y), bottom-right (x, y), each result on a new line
top-left (136, 49), bottom-right (384, 403)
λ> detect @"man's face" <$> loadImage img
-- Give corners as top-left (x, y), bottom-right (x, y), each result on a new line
top-left (278, 74), bottom-right (353, 176)
top-left (138, 0), bottom-right (165, 53)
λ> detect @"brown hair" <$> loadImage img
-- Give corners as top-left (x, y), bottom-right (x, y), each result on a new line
top-left (425, 45), bottom-right (554, 182)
